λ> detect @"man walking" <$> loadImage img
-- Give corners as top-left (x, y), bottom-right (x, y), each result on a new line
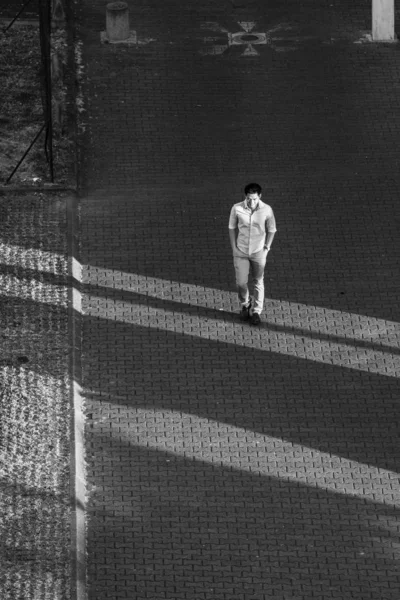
top-left (229, 183), bottom-right (277, 325)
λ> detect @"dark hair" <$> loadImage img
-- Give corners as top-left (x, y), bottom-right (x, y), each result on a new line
top-left (244, 183), bottom-right (262, 195)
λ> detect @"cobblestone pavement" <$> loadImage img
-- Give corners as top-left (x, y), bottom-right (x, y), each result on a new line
top-left (0, 192), bottom-right (71, 600)
top-left (77, 0), bottom-right (400, 598)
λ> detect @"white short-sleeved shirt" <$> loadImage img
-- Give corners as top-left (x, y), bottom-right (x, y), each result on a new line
top-left (228, 200), bottom-right (277, 256)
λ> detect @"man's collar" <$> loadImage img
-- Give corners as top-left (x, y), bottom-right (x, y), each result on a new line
top-left (243, 199), bottom-right (264, 210)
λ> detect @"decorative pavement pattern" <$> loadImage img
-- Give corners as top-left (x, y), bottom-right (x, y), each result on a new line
top-left (76, 0), bottom-right (400, 598)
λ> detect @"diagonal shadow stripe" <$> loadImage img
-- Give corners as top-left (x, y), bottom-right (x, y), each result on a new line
top-left (82, 288), bottom-right (400, 378)
top-left (89, 405), bottom-right (400, 508)
top-left (85, 281), bottom-right (400, 357)
top-left (81, 265), bottom-right (400, 347)
top-left (86, 433), bottom-right (400, 600)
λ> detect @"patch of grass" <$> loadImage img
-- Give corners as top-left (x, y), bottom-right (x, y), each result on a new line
top-left (0, 24), bottom-right (75, 185)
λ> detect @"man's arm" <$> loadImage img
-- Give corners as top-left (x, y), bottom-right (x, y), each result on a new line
top-left (228, 205), bottom-right (238, 252)
top-left (264, 231), bottom-right (275, 251)
top-left (229, 228), bottom-right (238, 252)
top-left (265, 209), bottom-right (277, 250)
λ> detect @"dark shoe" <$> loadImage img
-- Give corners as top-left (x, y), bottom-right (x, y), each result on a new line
top-left (250, 312), bottom-right (261, 326)
top-left (239, 300), bottom-right (252, 321)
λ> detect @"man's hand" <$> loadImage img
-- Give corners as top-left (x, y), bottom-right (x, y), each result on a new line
top-left (229, 228), bottom-right (238, 253)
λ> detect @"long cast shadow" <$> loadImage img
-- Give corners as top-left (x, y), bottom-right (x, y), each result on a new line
top-left (84, 282), bottom-right (400, 357)
top-left (83, 314), bottom-right (400, 475)
top-left (86, 437), bottom-right (400, 600)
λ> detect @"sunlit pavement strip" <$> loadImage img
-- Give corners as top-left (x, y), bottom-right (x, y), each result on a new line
top-left (1, 262), bottom-right (398, 377)
top-left (0, 243), bottom-right (67, 304)
top-left (2, 260), bottom-right (398, 375)
top-left (0, 242), bottom-right (65, 273)
top-left (82, 268), bottom-right (400, 378)
top-left (0, 273), bottom-right (67, 305)
top-left (91, 406), bottom-right (400, 508)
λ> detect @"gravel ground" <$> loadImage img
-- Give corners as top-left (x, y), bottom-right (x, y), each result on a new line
top-left (0, 191), bottom-right (72, 600)
top-left (0, 20), bottom-right (75, 186)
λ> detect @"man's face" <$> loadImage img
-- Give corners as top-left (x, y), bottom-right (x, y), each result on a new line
top-left (246, 192), bottom-right (261, 210)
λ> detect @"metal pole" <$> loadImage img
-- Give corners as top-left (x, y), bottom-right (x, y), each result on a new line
top-left (46, 0), bottom-right (54, 181)
top-left (39, 0), bottom-right (54, 181)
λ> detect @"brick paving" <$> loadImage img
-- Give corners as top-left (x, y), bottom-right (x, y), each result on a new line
top-left (77, 0), bottom-right (400, 598)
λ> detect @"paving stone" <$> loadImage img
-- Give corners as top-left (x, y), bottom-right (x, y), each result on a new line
top-left (77, 0), bottom-right (400, 598)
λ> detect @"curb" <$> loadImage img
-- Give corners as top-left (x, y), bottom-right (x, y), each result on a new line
top-left (67, 0), bottom-right (87, 593)
top-left (0, 185), bottom-right (77, 194)
top-left (67, 193), bottom-right (87, 600)
top-left (0, 18), bottom-right (39, 27)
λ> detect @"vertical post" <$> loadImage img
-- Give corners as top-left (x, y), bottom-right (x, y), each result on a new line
top-left (106, 2), bottom-right (130, 42)
top-left (39, 0), bottom-right (54, 181)
top-left (372, 0), bottom-right (396, 41)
